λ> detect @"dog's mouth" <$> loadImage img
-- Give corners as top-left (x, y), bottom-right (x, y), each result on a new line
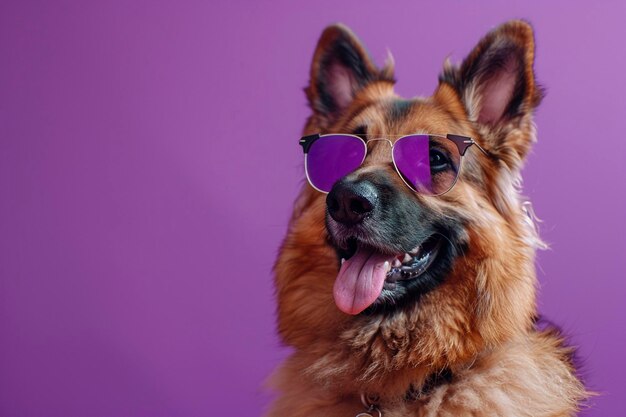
top-left (333, 235), bottom-right (444, 315)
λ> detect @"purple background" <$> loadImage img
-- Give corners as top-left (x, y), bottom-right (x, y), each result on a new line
top-left (1, 1), bottom-right (624, 416)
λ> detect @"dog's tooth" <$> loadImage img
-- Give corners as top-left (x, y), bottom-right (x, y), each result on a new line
top-left (402, 253), bottom-right (413, 263)
top-left (392, 259), bottom-right (402, 268)
top-left (383, 261), bottom-right (390, 272)
top-left (341, 258), bottom-right (345, 265)
top-left (409, 246), bottom-right (421, 255)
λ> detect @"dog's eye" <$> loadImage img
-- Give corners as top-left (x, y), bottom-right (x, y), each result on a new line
top-left (430, 149), bottom-right (451, 172)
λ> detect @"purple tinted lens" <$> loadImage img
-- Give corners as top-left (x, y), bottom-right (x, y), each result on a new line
top-left (306, 135), bottom-right (366, 192)
top-left (392, 135), bottom-right (461, 195)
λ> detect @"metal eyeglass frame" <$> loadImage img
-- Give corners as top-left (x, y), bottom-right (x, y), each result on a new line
top-left (298, 133), bottom-right (489, 195)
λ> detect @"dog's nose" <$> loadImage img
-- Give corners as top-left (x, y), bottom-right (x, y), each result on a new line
top-left (327, 180), bottom-right (378, 226)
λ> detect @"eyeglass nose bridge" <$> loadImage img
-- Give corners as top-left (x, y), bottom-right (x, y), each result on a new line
top-left (363, 138), bottom-right (395, 164)
top-left (364, 138), bottom-right (394, 156)
top-left (365, 138), bottom-right (394, 147)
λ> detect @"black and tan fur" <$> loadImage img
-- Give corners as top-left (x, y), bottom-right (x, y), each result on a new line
top-left (268, 21), bottom-right (587, 416)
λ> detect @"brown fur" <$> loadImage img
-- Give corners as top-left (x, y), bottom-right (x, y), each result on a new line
top-left (268, 21), bottom-right (587, 416)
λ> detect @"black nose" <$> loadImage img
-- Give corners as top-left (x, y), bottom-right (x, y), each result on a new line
top-left (326, 180), bottom-right (378, 226)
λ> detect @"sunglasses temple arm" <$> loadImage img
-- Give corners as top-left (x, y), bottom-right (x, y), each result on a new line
top-left (462, 137), bottom-right (498, 162)
top-left (471, 140), bottom-right (490, 156)
top-left (465, 138), bottom-right (498, 161)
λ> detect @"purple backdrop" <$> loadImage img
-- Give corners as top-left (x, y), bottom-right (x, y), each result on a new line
top-left (1, 1), bottom-right (624, 416)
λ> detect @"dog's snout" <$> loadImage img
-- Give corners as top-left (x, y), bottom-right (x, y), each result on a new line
top-left (327, 180), bottom-right (378, 226)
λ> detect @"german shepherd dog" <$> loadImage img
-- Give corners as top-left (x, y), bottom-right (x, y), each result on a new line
top-left (268, 21), bottom-right (587, 416)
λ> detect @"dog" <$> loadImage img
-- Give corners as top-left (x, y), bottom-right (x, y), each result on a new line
top-left (268, 20), bottom-right (587, 416)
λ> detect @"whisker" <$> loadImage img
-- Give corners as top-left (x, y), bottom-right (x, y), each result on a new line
top-left (433, 231), bottom-right (465, 258)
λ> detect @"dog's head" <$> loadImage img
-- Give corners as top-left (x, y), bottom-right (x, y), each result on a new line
top-left (276, 21), bottom-right (544, 381)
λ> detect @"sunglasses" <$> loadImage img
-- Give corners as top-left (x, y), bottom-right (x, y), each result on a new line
top-left (299, 133), bottom-right (488, 195)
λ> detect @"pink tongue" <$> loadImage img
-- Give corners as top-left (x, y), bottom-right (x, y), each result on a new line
top-left (333, 246), bottom-right (394, 315)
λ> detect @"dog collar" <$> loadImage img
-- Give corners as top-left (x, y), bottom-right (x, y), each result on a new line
top-left (356, 368), bottom-right (454, 416)
top-left (356, 393), bottom-right (381, 417)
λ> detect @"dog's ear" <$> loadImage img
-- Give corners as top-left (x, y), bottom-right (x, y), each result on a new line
top-left (306, 24), bottom-right (394, 129)
top-left (439, 20), bottom-right (544, 165)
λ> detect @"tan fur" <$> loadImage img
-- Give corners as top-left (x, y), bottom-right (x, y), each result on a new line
top-left (269, 331), bottom-right (583, 417)
top-left (268, 21), bottom-right (587, 416)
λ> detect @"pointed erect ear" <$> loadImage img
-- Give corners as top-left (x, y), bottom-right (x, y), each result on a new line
top-left (439, 20), bottom-right (544, 162)
top-left (306, 24), bottom-right (394, 128)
